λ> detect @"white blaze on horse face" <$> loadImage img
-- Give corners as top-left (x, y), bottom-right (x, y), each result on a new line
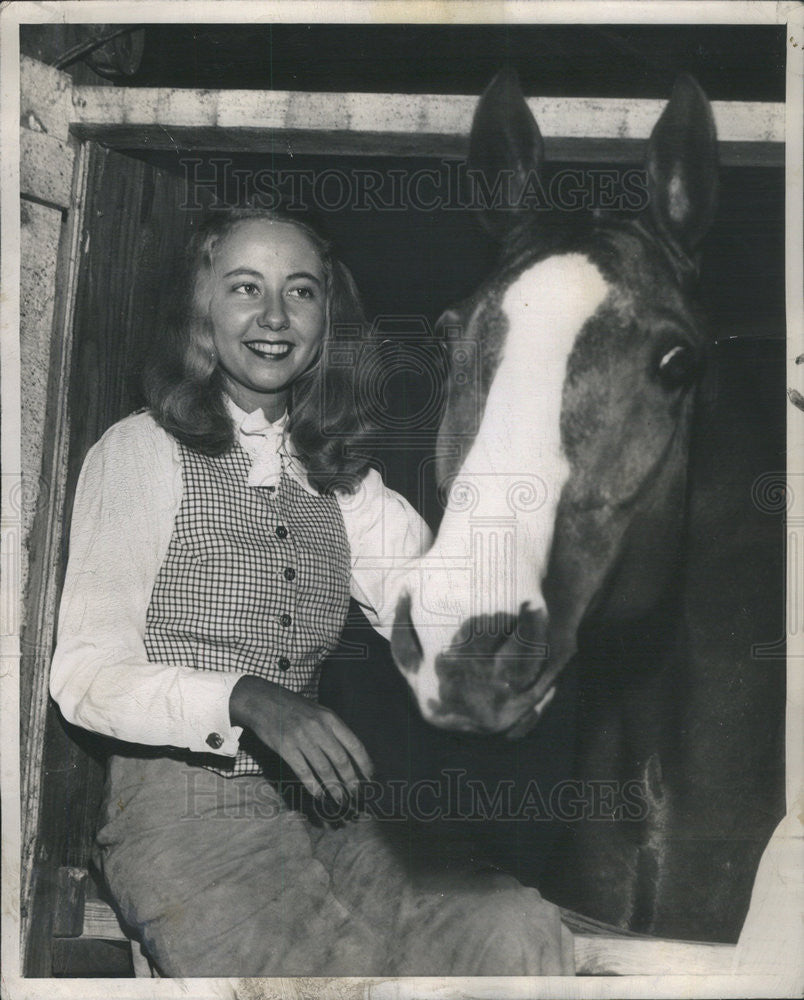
top-left (402, 254), bottom-right (610, 714)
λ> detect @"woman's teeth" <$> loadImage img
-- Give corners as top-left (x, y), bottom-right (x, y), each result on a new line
top-left (245, 341), bottom-right (293, 359)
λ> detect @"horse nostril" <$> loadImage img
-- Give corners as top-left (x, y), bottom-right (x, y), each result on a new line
top-left (390, 591), bottom-right (423, 674)
top-left (493, 607), bottom-right (550, 691)
top-left (498, 639), bottom-right (546, 691)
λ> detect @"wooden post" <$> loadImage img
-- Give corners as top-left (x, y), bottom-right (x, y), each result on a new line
top-left (18, 56), bottom-right (89, 967)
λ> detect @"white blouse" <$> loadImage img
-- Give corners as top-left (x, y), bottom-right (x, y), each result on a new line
top-left (50, 398), bottom-right (432, 758)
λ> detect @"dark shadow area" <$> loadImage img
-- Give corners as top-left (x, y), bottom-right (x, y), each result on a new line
top-left (21, 23), bottom-right (785, 102)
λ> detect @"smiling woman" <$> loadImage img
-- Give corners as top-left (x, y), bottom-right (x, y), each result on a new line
top-left (143, 208), bottom-right (373, 494)
top-left (207, 218), bottom-right (328, 415)
top-left (47, 205), bottom-right (574, 977)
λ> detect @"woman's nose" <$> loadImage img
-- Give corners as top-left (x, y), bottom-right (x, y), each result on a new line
top-left (257, 294), bottom-right (290, 331)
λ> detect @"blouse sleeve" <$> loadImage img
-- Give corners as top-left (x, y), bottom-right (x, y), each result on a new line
top-left (49, 414), bottom-right (244, 756)
top-left (337, 468), bottom-right (433, 640)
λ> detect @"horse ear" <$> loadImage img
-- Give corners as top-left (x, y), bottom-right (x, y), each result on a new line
top-left (645, 74), bottom-right (719, 260)
top-left (468, 69), bottom-right (544, 239)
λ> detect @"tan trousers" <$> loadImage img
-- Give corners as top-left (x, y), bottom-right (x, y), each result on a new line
top-left (94, 753), bottom-right (574, 978)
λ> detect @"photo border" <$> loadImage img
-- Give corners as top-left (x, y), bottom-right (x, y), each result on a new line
top-left (2, 2), bottom-right (802, 998)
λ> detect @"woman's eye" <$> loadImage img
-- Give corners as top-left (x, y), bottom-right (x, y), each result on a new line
top-left (288, 286), bottom-right (315, 300)
top-left (233, 282), bottom-right (260, 296)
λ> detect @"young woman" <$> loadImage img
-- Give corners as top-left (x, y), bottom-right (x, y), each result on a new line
top-left (50, 208), bottom-right (573, 977)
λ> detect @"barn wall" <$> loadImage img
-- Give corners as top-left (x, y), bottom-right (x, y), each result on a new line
top-left (18, 55), bottom-right (85, 954)
top-left (18, 58), bottom-right (74, 607)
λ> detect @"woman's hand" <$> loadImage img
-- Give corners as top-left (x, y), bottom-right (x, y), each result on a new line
top-left (229, 675), bottom-right (373, 802)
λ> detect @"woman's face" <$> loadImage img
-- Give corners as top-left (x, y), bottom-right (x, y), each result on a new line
top-left (207, 218), bottom-right (327, 417)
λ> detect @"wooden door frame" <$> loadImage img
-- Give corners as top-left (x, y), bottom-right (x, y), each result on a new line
top-left (19, 57), bottom-right (90, 968)
top-left (66, 74), bottom-right (784, 165)
top-left (17, 53), bottom-right (788, 977)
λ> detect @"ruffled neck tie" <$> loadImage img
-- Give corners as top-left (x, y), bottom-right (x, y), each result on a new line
top-left (236, 408), bottom-right (318, 496)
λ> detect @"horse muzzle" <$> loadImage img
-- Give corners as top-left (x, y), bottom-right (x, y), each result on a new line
top-left (390, 595), bottom-right (560, 736)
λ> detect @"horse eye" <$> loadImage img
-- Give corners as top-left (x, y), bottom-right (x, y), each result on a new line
top-left (655, 343), bottom-right (698, 389)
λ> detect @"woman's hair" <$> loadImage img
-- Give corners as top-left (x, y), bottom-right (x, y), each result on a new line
top-left (143, 208), bottom-right (374, 494)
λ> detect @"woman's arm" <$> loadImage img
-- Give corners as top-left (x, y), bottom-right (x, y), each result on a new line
top-left (50, 414), bottom-right (244, 755)
top-left (228, 675), bottom-right (373, 799)
top-left (338, 468), bottom-right (433, 639)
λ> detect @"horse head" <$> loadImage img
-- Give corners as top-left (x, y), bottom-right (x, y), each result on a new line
top-left (390, 72), bottom-right (718, 736)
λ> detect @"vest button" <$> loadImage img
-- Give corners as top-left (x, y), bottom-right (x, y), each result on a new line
top-left (279, 612), bottom-right (292, 627)
top-left (283, 567), bottom-right (296, 581)
top-left (278, 656), bottom-right (291, 672)
top-left (275, 525), bottom-right (288, 539)
top-left (206, 732), bottom-right (224, 750)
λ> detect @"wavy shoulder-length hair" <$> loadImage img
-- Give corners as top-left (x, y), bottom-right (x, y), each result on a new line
top-left (143, 208), bottom-right (374, 494)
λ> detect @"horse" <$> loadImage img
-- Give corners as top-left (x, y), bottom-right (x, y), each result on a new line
top-left (383, 71), bottom-right (786, 942)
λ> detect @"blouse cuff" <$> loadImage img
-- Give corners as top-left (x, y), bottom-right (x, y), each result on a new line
top-left (181, 670), bottom-right (245, 756)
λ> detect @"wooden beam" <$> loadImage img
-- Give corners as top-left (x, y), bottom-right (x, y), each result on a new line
top-left (80, 899), bottom-right (128, 941)
top-left (69, 86), bottom-right (784, 167)
top-left (67, 124), bottom-right (782, 167)
top-left (573, 934), bottom-right (734, 976)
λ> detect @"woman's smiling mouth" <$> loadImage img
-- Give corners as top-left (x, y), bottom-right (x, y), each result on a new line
top-left (244, 340), bottom-right (294, 360)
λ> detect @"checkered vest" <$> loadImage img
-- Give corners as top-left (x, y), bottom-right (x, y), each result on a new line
top-left (144, 441), bottom-right (351, 777)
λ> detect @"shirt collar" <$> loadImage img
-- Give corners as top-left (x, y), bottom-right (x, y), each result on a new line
top-left (224, 395), bottom-right (317, 495)
top-left (225, 396), bottom-right (289, 438)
